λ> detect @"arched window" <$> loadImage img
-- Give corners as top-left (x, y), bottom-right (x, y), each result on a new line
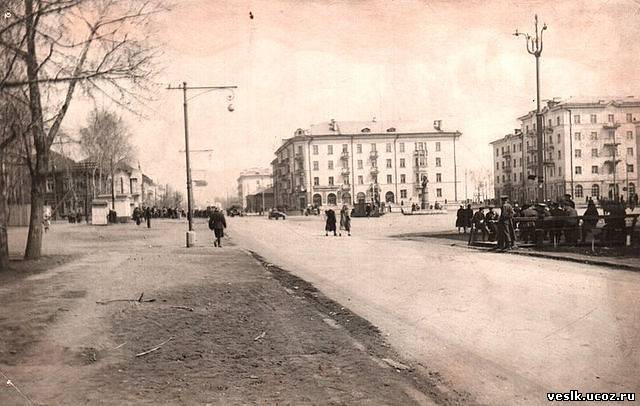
top-left (361, 128), bottom-right (371, 133)
top-left (574, 185), bottom-right (583, 198)
top-left (591, 184), bottom-right (600, 198)
top-left (356, 192), bottom-right (366, 203)
top-left (341, 192), bottom-right (351, 205)
top-left (312, 193), bottom-right (322, 207)
top-left (327, 193), bottom-right (337, 205)
top-left (385, 191), bottom-right (395, 203)
top-left (629, 183), bottom-right (636, 196)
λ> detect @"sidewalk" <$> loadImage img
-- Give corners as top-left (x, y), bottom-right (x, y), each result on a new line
top-left (0, 221), bottom-right (442, 405)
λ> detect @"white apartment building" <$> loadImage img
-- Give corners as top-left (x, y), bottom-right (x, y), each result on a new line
top-left (492, 97), bottom-right (640, 203)
top-left (271, 120), bottom-right (462, 210)
top-left (237, 168), bottom-right (272, 209)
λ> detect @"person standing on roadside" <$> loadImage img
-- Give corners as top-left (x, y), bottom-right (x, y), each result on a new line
top-left (208, 207), bottom-right (227, 247)
top-left (497, 196), bottom-right (513, 250)
top-left (339, 205), bottom-right (351, 236)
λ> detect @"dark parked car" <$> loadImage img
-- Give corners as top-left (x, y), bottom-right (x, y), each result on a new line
top-left (268, 210), bottom-right (286, 220)
top-left (226, 207), bottom-right (243, 217)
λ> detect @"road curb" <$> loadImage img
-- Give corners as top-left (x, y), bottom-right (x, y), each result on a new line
top-left (458, 244), bottom-right (640, 272)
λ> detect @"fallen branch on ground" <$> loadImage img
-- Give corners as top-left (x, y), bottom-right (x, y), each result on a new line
top-left (135, 337), bottom-right (173, 357)
top-left (96, 292), bottom-right (156, 305)
top-left (169, 306), bottom-right (194, 312)
top-left (254, 331), bottom-right (266, 341)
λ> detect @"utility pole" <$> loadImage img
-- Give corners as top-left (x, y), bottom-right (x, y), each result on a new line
top-left (464, 169), bottom-right (468, 203)
top-left (515, 15), bottom-right (547, 203)
top-left (168, 82), bottom-right (237, 247)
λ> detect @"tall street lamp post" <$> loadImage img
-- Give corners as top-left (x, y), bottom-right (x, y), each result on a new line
top-left (514, 15), bottom-right (547, 203)
top-left (168, 82), bottom-right (237, 247)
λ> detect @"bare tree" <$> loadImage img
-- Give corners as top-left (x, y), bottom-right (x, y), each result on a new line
top-left (79, 109), bottom-right (136, 209)
top-left (0, 0), bottom-right (166, 259)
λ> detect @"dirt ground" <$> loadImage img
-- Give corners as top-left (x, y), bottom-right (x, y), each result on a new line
top-left (0, 221), bottom-right (465, 405)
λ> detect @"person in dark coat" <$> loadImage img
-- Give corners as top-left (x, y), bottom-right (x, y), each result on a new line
top-left (464, 204), bottom-right (474, 230)
top-left (133, 207), bottom-right (142, 226)
top-left (144, 206), bottom-right (152, 228)
top-left (497, 196), bottom-right (513, 250)
top-left (325, 209), bottom-right (337, 236)
top-left (208, 207), bottom-right (227, 247)
top-left (339, 205), bottom-right (351, 236)
top-left (581, 198), bottom-right (599, 243)
top-left (455, 205), bottom-right (466, 233)
top-left (471, 207), bottom-right (489, 241)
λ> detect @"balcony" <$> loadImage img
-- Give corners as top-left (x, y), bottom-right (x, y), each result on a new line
top-left (340, 184), bottom-right (350, 191)
top-left (414, 149), bottom-right (427, 156)
top-left (370, 167), bottom-right (379, 175)
top-left (341, 151), bottom-right (349, 160)
top-left (294, 153), bottom-right (304, 162)
top-left (545, 127), bottom-right (553, 133)
top-left (527, 145), bottom-right (537, 152)
top-left (503, 152), bottom-right (511, 158)
top-left (340, 167), bottom-right (350, 175)
top-left (503, 165), bottom-right (512, 172)
top-left (603, 122), bottom-right (620, 129)
top-left (369, 151), bottom-right (378, 160)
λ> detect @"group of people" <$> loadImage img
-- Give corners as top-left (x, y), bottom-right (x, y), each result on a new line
top-left (324, 205), bottom-right (352, 236)
top-left (132, 206), bottom-right (154, 228)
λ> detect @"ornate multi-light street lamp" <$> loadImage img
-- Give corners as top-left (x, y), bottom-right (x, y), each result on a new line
top-left (514, 15), bottom-right (547, 203)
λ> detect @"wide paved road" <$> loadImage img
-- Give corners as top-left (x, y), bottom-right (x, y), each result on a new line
top-left (229, 213), bottom-right (640, 405)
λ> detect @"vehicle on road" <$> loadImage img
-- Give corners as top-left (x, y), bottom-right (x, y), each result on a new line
top-left (268, 210), bottom-right (286, 220)
top-left (227, 207), bottom-right (244, 217)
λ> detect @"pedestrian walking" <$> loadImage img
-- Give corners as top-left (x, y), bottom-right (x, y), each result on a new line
top-left (208, 207), bottom-right (227, 247)
top-left (455, 205), bottom-right (466, 233)
top-left (325, 208), bottom-right (337, 236)
top-left (464, 204), bottom-right (473, 230)
top-left (339, 205), bottom-right (351, 236)
top-left (144, 206), bottom-right (152, 228)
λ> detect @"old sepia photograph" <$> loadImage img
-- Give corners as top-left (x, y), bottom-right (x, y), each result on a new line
top-left (0, 0), bottom-right (639, 404)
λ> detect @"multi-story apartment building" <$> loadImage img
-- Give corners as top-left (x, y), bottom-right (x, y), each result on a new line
top-left (237, 168), bottom-right (272, 209)
top-left (492, 96), bottom-right (640, 203)
top-left (271, 120), bottom-right (462, 210)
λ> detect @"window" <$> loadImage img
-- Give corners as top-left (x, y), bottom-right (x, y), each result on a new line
top-left (575, 185), bottom-right (583, 198)
top-left (400, 189), bottom-right (407, 198)
top-left (436, 142), bottom-right (441, 152)
top-left (496, 162), bottom-right (499, 170)
top-left (399, 142), bottom-right (405, 152)
top-left (608, 114), bottom-right (614, 123)
top-left (436, 173), bottom-right (442, 182)
top-left (312, 145), bottom-right (318, 155)
top-left (341, 144), bottom-right (347, 153)
top-left (436, 188), bottom-right (442, 197)
top-left (590, 132), bottom-right (598, 140)
top-left (626, 113), bottom-right (633, 123)
top-left (558, 150), bottom-right (561, 159)
top-left (573, 115), bottom-right (581, 124)
top-left (344, 177), bottom-right (349, 185)
top-left (496, 148), bottom-right (499, 156)
top-left (592, 184), bottom-right (600, 197)
top-left (557, 117), bottom-right (561, 125)
top-left (297, 145), bottom-right (302, 154)
top-left (328, 176), bottom-right (334, 186)
top-left (627, 131), bottom-right (634, 140)
top-left (575, 149), bottom-right (581, 158)
top-left (386, 143), bottom-right (392, 153)
top-left (356, 144), bottom-right (362, 154)
top-left (313, 177), bottom-right (319, 186)
top-left (370, 143), bottom-right (376, 152)
top-left (400, 174), bottom-right (406, 183)
top-left (592, 165), bottom-right (598, 174)
top-left (558, 166), bottom-right (562, 176)
top-left (328, 160), bottom-right (333, 170)
top-left (557, 134), bottom-right (561, 144)
top-left (496, 176), bottom-right (500, 183)
top-left (592, 148), bottom-right (598, 157)
top-left (435, 157), bottom-right (441, 167)
top-left (386, 159), bottom-right (392, 168)
top-left (313, 161), bottom-right (319, 170)
top-left (327, 145), bottom-right (333, 155)
top-left (628, 164), bottom-right (634, 173)
top-left (400, 158), bottom-right (405, 168)
top-left (548, 119), bottom-right (552, 127)
top-left (358, 175), bottom-right (363, 184)
top-left (590, 114), bottom-right (597, 124)
top-left (607, 130), bottom-right (615, 139)
top-left (575, 166), bottom-right (582, 175)
top-left (628, 147), bottom-right (634, 156)
top-left (357, 160), bottom-right (363, 169)
top-left (574, 132), bottom-right (581, 141)
top-left (629, 183), bottom-right (636, 196)
top-left (386, 175), bottom-right (392, 184)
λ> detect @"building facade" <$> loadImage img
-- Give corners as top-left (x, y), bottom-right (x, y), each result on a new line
top-left (492, 97), bottom-right (640, 204)
top-left (237, 168), bottom-right (272, 209)
top-left (272, 120), bottom-right (462, 211)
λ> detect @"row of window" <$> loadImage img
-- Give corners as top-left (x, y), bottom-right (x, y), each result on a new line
top-left (572, 113), bottom-right (634, 125)
top-left (574, 130), bottom-right (634, 141)
top-left (574, 165), bottom-right (634, 174)
top-left (574, 147), bottom-right (633, 158)
top-left (574, 183), bottom-right (636, 198)
top-left (312, 173), bottom-right (444, 186)
top-left (312, 157), bottom-right (442, 170)
top-left (301, 141), bottom-right (443, 156)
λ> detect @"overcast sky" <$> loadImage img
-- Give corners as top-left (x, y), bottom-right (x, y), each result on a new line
top-left (64, 0), bottom-right (640, 204)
